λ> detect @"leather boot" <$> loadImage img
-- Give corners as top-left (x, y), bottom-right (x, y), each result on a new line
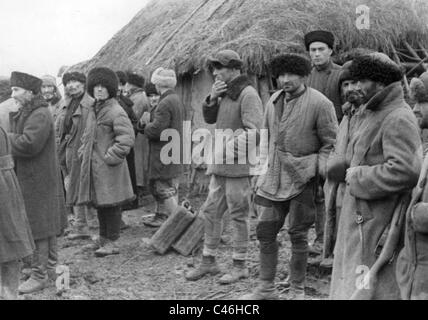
top-left (95, 240), bottom-right (120, 258)
top-left (218, 260), bottom-right (249, 285)
top-left (239, 249), bottom-right (278, 300)
top-left (286, 251), bottom-right (307, 300)
top-left (185, 255), bottom-right (220, 281)
top-left (18, 276), bottom-right (48, 295)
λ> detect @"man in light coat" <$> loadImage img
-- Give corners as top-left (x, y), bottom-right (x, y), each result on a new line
top-left (241, 54), bottom-right (338, 300)
top-left (330, 53), bottom-right (422, 300)
top-left (185, 50), bottom-right (263, 285)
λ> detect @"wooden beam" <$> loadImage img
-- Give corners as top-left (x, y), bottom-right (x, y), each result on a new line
top-left (392, 46), bottom-right (410, 94)
top-left (406, 56), bottom-right (428, 76)
top-left (404, 41), bottom-right (427, 71)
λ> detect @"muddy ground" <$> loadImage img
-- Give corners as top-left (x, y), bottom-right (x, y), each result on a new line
top-left (23, 186), bottom-right (330, 301)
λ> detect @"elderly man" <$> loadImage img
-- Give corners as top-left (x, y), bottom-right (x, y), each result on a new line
top-left (59, 72), bottom-right (97, 240)
top-left (241, 54), bottom-right (337, 300)
top-left (8, 71), bottom-right (67, 294)
top-left (125, 71), bottom-right (150, 204)
top-left (139, 71), bottom-right (183, 228)
top-left (330, 53), bottom-right (422, 300)
top-left (41, 75), bottom-right (63, 146)
top-left (304, 30), bottom-right (343, 257)
top-left (185, 50), bottom-right (263, 285)
top-left (323, 60), bottom-right (364, 269)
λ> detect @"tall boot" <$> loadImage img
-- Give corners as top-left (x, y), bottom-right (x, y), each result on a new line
top-left (240, 249), bottom-right (278, 300)
top-left (185, 255), bottom-right (220, 281)
top-left (287, 251), bottom-right (308, 300)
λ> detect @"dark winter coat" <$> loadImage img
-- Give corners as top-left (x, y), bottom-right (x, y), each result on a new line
top-left (8, 95), bottom-right (68, 240)
top-left (0, 127), bottom-right (34, 263)
top-left (57, 93), bottom-right (94, 206)
top-left (330, 82), bottom-right (422, 300)
top-left (202, 75), bottom-right (263, 178)
top-left (396, 104), bottom-right (428, 300)
top-left (78, 98), bottom-right (135, 208)
top-left (143, 90), bottom-right (184, 181)
top-left (307, 61), bottom-right (343, 122)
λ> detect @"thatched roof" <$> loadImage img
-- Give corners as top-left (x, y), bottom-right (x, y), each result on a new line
top-left (74, 0), bottom-right (428, 77)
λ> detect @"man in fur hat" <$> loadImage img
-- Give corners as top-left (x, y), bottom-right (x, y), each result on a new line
top-left (396, 71), bottom-right (428, 300)
top-left (59, 72), bottom-right (98, 241)
top-left (304, 30), bottom-right (343, 257)
top-left (125, 71), bottom-right (150, 204)
top-left (8, 71), bottom-right (67, 294)
top-left (185, 50), bottom-right (263, 285)
top-left (323, 60), bottom-right (364, 269)
top-left (241, 54), bottom-right (337, 300)
top-left (330, 53), bottom-right (422, 299)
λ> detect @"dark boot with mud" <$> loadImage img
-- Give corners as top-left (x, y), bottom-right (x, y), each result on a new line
top-left (185, 255), bottom-right (220, 281)
top-left (218, 259), bottom-right (249, 285)
top-left (240, 249), bottom-right (278, 300)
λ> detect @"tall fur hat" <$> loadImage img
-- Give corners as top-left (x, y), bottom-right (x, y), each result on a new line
top-left (10, 71), bottom-right (42, 94)
top-left (151, 68), bottom-right (177, 89)
top-left (269, 53), bottom-right (312, 78)
top-left (126, 71), bottom-right (145, 88)
top-left (87, 67), bottom-right (119, 99)
top-left (349, 52), bottom-right (403, 86)
top-left (62, 71), bottom-right (86, 86)
top-left (304, 30), bottom-right (335, 51)
top-left (116, 71), bottom-right (128, 86)
top-left (410, 71), bottom-right (428, 103)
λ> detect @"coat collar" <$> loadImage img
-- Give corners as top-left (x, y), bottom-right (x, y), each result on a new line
top-left (64, 92), bottom-right (94, 110)
top-left (129, 87), bottom-right (144, 97)
top-left (225, 75), bottom-right (253, 101)
top-left (10, 94), bottom-right (48, 120)
top-left (364, 82), bottom-right (404, 112)
top-left (159, 89), bottom-right (175, 101)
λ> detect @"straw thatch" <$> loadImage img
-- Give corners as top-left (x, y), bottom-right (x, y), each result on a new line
top-left (74, 0), bottom-right (428, 76)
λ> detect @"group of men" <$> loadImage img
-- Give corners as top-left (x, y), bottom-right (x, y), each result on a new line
top-left (1, 27), bottom-right (428, 300)
top-left (0, 65), bottom-right (184, 299)
top-left (184, 29), bottom-right (428, 301)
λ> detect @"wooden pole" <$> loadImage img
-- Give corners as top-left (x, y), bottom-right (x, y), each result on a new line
top-left (404, 41), bottom-right (427, 71)
top-left (145, 0), bottom-right (211, 66)
top-left (392, 46), bottom-right (410, 94)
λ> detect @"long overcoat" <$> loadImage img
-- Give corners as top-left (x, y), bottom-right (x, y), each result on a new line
top-left (0, 126), bottom-right (34, 263)
top-left (8, 95), bottom-right (68, 240)
top-left (330, 82), bottom-right (422, 300)
top-left (78, 98), bottom-right (135, 208)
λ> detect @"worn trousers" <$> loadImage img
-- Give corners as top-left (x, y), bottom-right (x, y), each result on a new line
top-left (0, 260), bottom-right (20, 300)
top-left (73, 205), bottom-right (97, 229)
top-left (255, 182), bottom-right (316, 287)
top-left (31, 236), bottom-right (58, 281)
top-left (97, 206), bottom-right (122, 241)
top-left (202, 175), bottom-right (251, 261)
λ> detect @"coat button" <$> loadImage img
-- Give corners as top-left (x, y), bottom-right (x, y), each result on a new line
top-left (356, 215), bottom-right (364, 224)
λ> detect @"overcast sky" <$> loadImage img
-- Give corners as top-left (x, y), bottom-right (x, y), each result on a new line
top-left (0, 0), bottom-right (149, 77)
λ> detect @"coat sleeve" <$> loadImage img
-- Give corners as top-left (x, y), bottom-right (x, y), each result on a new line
top-left (144, 101), bottom-right (171, 141)
top-left (349, 112), bottom-right (422, 200)
top-left (8, 110), bottom-right (52, 158)
top-left (104, 111), bottom-right (135, 166)
top-left (316, 100), bottom-right (339, 179)
top-left (232, 89), bottom-right (264, 158)
top-left (202, 96), bottom-right (220, 124)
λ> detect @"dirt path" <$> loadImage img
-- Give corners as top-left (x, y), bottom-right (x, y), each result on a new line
top-left (24, 193), bottom-right (330, 300)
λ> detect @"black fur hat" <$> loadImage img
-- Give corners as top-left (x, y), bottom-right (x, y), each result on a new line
top-left (126, 71), bottom-right (145, 88)
top-left (116, 71), bottom-right (128, 86)
top-left (10, 71), bottom-right (42, 94)
top-left (145, 83), bottom-right (158, 96)
top-left (62, 71), bottom-right (86, 86)
top-left (304, 30), bottom-right (335, 51)
top-left (349, 53), bottom-right (403, 86)
top-left (87, 67), bottom-right (118, 99)
top-left (270, 54), bottom-right (312, 78)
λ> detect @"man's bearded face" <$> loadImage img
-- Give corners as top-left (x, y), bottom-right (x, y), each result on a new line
top-left (41, 85), bottom-right (55, 102)
top-left (341, 80), bottom-right (363, 105)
